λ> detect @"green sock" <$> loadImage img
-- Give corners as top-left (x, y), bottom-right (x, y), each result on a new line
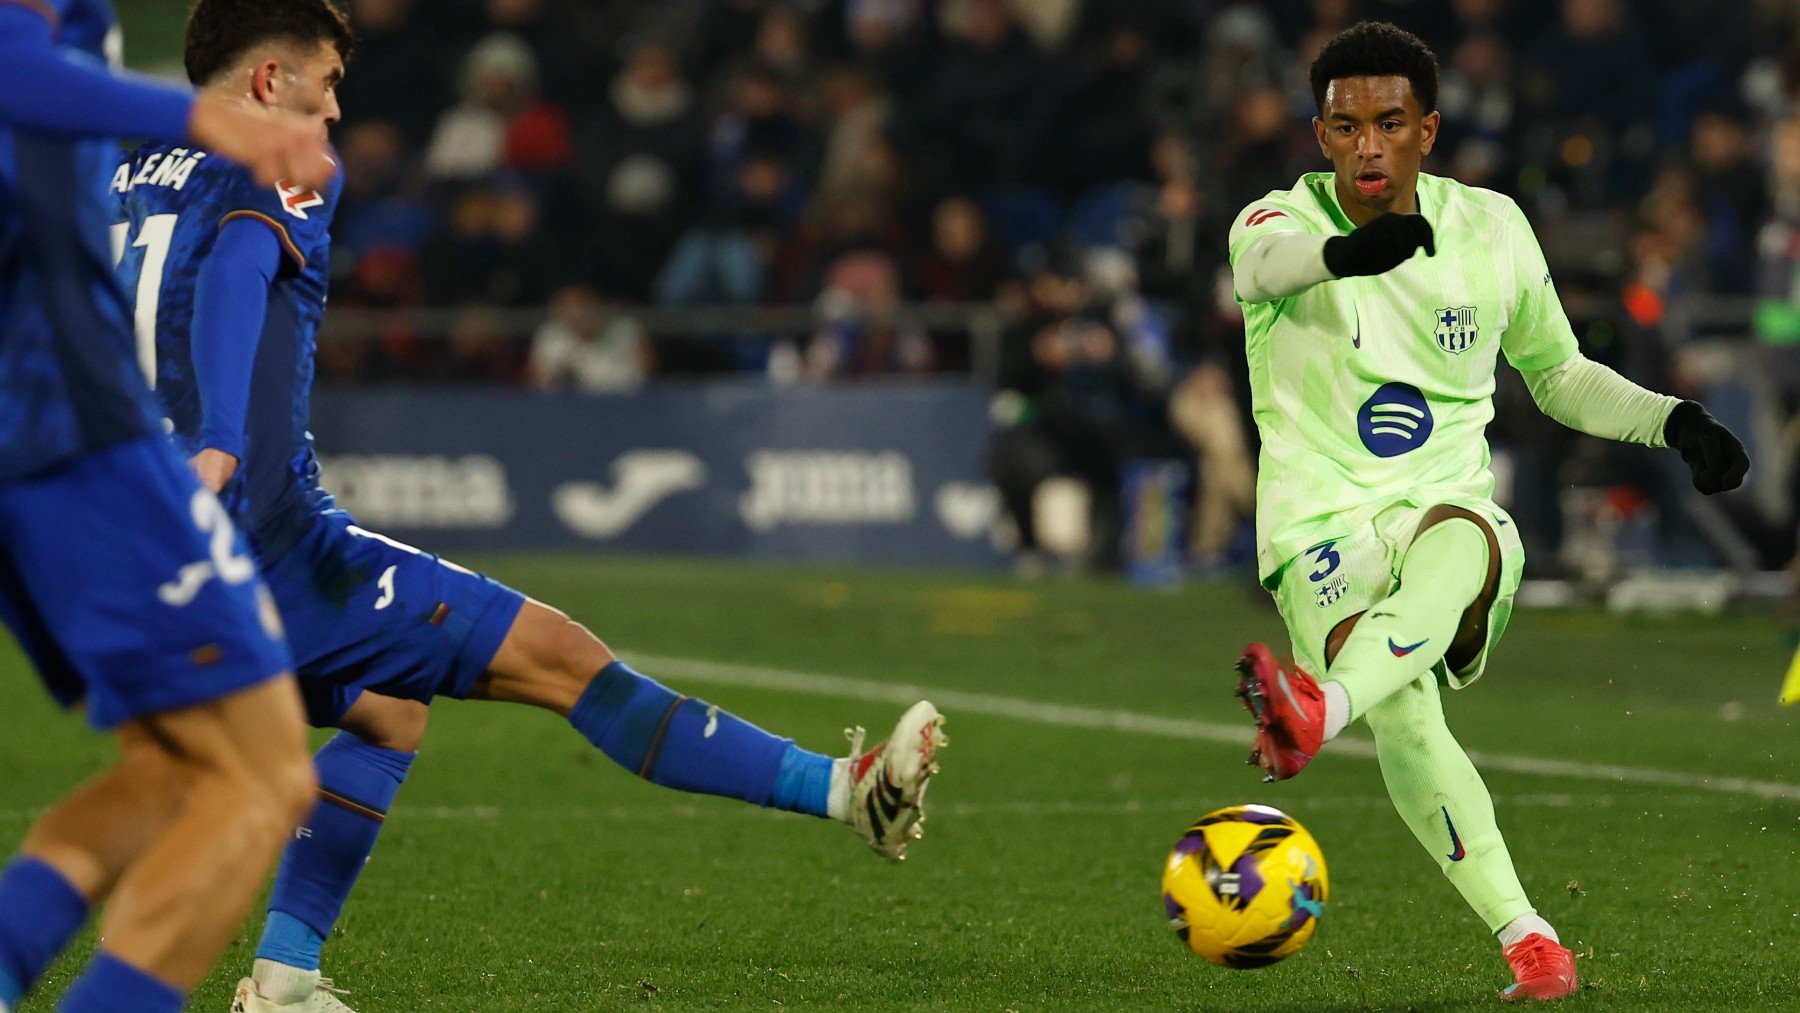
top-left (1366, 674), bottom-right (1535, 932)
top-left (1326, 518), bottom-right (1489, 721)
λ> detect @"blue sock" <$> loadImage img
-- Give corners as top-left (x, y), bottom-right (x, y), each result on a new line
top-left (256, 732), bottom-right (414, 970)
top-left (569, 662), bottom-right (830, 815)
top-left (0, 856), bottom-right (88, 1006)
top-left (771, 746), bottom-right (835, 817)
top-left (57, 952), bottom-right (181, 1013)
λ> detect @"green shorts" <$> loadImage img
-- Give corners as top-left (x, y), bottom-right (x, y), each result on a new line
top-left (1270, 496), bottom-right (1525, 689)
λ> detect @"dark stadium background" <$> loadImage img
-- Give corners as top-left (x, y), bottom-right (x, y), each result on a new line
top-left (116, 0), bottom-right (1800, 601)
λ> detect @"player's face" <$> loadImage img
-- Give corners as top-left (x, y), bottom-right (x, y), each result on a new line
top-left (273, 40), bottom-right (344, 136)
top-left (1313, 76), bottom-right (1438, 225)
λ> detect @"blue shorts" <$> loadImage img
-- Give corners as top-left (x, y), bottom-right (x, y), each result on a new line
top-left (0, 437), bottom-right (292, 729)
top-left (260, 511), bottom-right (526, 727)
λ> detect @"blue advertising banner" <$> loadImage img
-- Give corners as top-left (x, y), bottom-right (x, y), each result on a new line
top-left (309, 381), bottom-right (1007, 567)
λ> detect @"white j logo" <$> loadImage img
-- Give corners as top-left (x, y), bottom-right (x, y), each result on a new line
top-left (373, 565), bottom-right (397, 610)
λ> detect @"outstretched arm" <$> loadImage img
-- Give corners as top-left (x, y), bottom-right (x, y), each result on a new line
top-left (0, 3), bottom-right (192, 141)
top-left (1522, 353), bottom-right (1748, 494)
top-left (1519, 353), bottom-right (1677, 447)
top-left (189, 216), bottom-right (282, 492)
top-left (1232, 213), bottom-right (1435, 304)
top-left (1499, 195), bottom-right (1747, 495)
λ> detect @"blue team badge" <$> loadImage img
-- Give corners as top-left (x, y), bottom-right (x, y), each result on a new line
top-left (1357, 382), bottom-right (1433, 458)
top-left (1433, 305), bottom-right (1478, 354)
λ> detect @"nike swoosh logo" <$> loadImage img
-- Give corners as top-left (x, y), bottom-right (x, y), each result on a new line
top-left (1388, 637), bottom-right (1428, 657)
top-left (1275, 671), bottom-right (1309, 718)
top-left (1441, 805), bottom-right (1466, 861)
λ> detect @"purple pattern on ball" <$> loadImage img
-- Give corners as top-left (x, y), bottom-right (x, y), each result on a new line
top-left (1163, 892), bottom-right (1184, 920)
top-left (1229, 852), bottom-right (1266, 904)
top-left (1232, 806), bottom-right (1291, 825)
top-left (1173, 833), bottom-right (1210, 857)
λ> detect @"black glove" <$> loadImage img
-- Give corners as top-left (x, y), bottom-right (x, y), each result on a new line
top-left (1323, 213), bottom-right (1435, 277)
top-left (1664, 400), bottom-right (1749, 494)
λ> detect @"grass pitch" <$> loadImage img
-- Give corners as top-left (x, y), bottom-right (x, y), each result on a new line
top-left (3, 555), bottom-right (1797, 1010)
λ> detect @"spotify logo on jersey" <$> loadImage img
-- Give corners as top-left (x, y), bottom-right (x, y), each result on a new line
top-left (1357, 382), bottom-right (1433, 457)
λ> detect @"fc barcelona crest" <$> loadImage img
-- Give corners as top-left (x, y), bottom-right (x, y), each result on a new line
top-left (1433, 306), bottom-right (1478, 354)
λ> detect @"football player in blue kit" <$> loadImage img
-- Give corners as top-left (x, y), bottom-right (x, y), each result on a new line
top-left (117, 4), bottom-right (949, 1009)
top-left (0, 1), bottom-right (338, 1011)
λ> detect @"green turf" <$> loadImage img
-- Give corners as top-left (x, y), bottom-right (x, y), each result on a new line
top-left (3, 555), bottom-right (1797, 1010)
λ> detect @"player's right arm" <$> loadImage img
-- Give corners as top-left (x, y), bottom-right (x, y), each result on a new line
top-left (1229, 200), bottom-right (1435, 304)
top-left (0, 2), bottom-right (330, 190)
top-left (0, 1), bottom-right (192, 139)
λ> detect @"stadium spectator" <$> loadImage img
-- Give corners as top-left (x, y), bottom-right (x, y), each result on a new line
top-left (334, 0), bottom-right (450, 147)
top-left (657, 150), bottom-right (802, 307)
top-left (576, 39), bottom-right (702, 300)
top-left (420, 183), bottom-right (566, 307)
top-left (924, 0), bottom-right (1057, 188)
top-left (915, 196), bottom-right (1010, 303)
top-left (1519, 0), bottom-right (1657, 206)
top-left (332, 121), bottom-right (437, 268)
top-left (803, 250), bottom-right (930, 380)
top-left (423, 31), bottom-right (572, 181)
top-left (529, 286), bottom-right (654, 392)
top-left (987, 247), bottom-right (1167, 571)
top-left (1688, 103), bottom-right (1767, 295)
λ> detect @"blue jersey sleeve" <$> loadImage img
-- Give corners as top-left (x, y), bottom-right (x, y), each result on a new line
top-left (0, 2), bottom-right (192, 141)
top-left (192, 215), bottom-right (281, 458)
top-left (212, 165), bottom-right (339, 276)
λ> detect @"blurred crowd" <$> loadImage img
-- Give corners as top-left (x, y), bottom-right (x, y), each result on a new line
top-left (310, 0), bottom-right (1800, 572)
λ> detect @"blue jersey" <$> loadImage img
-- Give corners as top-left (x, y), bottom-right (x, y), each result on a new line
top-left (0, 0), bottom-right (160, 481)
top-left (115, 145), bottom-right (341, 558)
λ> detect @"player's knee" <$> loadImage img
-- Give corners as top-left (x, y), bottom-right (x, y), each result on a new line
top-left (264, 749), bottom-right (320, 829)
top-left (341, 695), bottom-right (430, 753)
top-left (536, 611), bottom-right (616, 685)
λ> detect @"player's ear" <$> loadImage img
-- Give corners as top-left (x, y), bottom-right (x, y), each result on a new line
top-left (249, 60), bottom-right (282, 108)
top-left (1419, 110), bottom-right (1441, 157)
top-left (1312, 116), bottom-right (1329, 159)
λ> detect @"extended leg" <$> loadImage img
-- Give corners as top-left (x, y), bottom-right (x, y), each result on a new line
top-left (1362, 674), bottom-right (1576, 1000)
top-left (472, 601), bottom-right (834, 813)
top-left (1363, 674), bottom-right (1532, 929)
top-left (469, 600), bottom-right (945, 858)
top-left (245, 693), bottom-right (426, 1008)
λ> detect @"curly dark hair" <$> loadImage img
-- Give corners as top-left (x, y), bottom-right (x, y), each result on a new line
top-left (1309, 21), bottom-right (1438, 114)
top-left (185, 0), bottom-right (354, 86)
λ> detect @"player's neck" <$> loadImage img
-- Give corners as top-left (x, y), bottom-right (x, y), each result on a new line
top-left (1334, 177), bottom-right (1418, 228)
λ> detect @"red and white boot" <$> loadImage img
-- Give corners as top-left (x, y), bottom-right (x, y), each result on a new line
top-left (842, 701), bottom-right (947, 860)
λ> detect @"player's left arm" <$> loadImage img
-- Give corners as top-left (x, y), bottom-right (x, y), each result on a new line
top-left (1499, 201), bottom-right (1748, 495)
top-left (189, 216), bottom-right (282, 492)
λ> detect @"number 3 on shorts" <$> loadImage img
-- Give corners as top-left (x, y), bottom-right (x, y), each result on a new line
top-left (1306, 541), bottom-right (1341, 582)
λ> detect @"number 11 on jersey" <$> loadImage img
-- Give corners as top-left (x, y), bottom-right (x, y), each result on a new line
top-left (110, 213), bottom-right (178, 386)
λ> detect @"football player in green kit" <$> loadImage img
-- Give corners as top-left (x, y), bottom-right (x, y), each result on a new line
top-left (1228, 22), bottom-right (1748, 1001)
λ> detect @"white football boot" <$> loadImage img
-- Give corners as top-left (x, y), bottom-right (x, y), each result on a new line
top-left (231, 967), bottom-right (356, 1012)
top-left (843, 700), bottom-right (947, 860)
